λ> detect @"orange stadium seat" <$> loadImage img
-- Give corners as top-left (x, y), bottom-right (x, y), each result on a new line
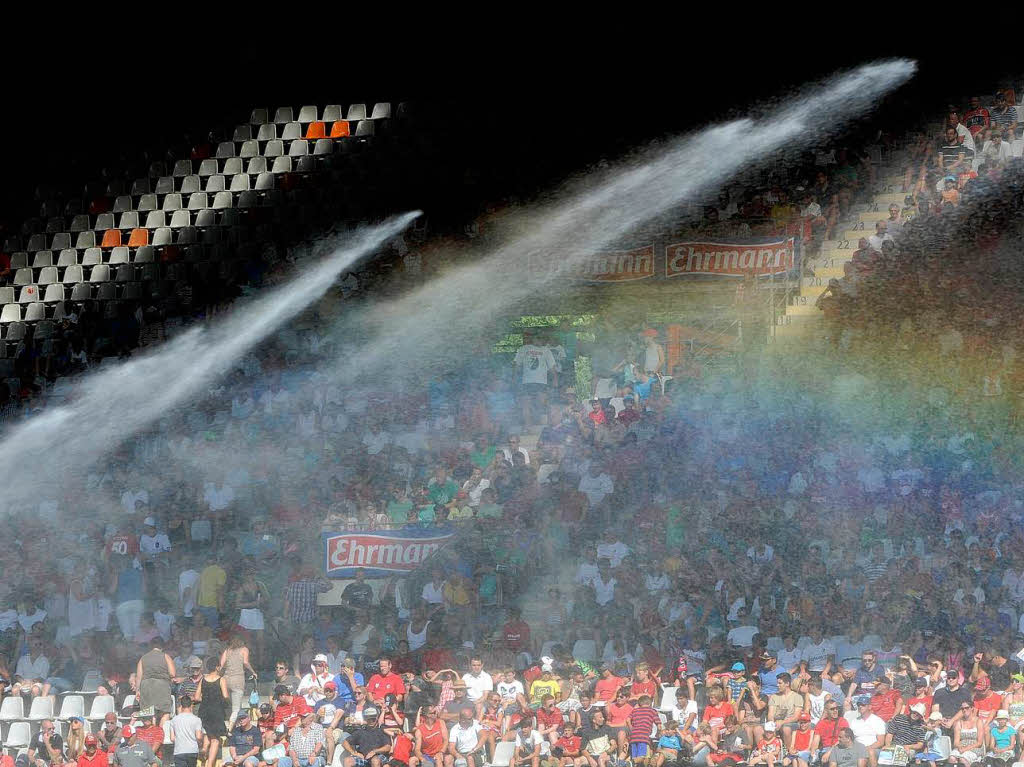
top-left (127, 228), bottom-right (149, 247)
top-left (329, 120), bottom-right (350, 138)
top-left (100, 229), bottom-right (122, 248)
top-left (305, 121), bottom-right (326, 140)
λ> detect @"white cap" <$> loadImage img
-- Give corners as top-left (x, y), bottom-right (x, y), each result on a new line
top-left (541, 663), bottom-right (553, 672)
top-left (928, 712), bottom-right (943, 721)
top-left (764, 721), bottom-right (776, 732)
top-left (313, 654), bottom-right (329, 664)
top-left (143, 517), bottom-right (156, 527)
top-left (910, 703), bottom-right (927, 716)
top-left (997, 709), bottom-right (1010, 719)
top-left (541, 656), bottom-right (554, 666)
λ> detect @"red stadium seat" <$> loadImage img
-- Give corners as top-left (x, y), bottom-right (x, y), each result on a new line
top-left (329, 120), bottom-right (350, 138)
top-left (305, 122), bottom-right (326, 140)
top-left (100, 229), bottom-right (122, 248)
top-left (127, 228), bottom-right (149, 248)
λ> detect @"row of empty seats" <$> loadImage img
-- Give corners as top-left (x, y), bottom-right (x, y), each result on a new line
top-left (0, 694), bottom-right (115, 722)
top-left (250, 102), bottom-right (394, 125)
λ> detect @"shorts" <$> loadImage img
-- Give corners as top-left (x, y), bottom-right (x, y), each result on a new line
top-left (630, 744), bottom-right (650, 759)
top-left (420, 757), bottom-right (436, 767)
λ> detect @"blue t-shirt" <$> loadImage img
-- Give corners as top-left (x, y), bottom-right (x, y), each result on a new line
top-left (332, 671), bottom-right (365, 704)
top-left (230, 725), bottom-right (262, 756)
top-left (759, 667), bottom-right (784, 696)
top-left (658, 734), bottom-right (683, 751)
top-left (990, 725), bottom-right (1013, 751)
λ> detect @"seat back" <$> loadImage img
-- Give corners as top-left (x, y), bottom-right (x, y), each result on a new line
top-left (28, 696), bottom-right (53, 720)
top-left (0, 696), bottom-right (24, 719)
top-left (5, 721), bottom-right (31, 748)
top-left (489, 742), bottom-right (516, 767)
top-left (305, 121), bottom-right (326, 140)
top-left (127, 229), bottom-right (149, 247)
top-left (100, 230), bottom-right (122, 248)
top-left (87, 695), bottom-right (115, 720)
top-left (329, 120), bottom-right (350, 138)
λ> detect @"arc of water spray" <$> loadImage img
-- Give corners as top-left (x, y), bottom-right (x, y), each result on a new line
top-left (330, 59), bottom-right (917, 377)
top-left (0, 212), bottom-right (420, 510)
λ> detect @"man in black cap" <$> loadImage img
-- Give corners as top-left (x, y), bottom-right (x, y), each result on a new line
top-left (340, 708), bottom-right (391, 767)
top-left (228, 709), bottom-right (263, 767)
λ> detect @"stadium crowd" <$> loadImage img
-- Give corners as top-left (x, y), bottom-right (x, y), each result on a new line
top-left (0, 91), bottom-right (1023, 767)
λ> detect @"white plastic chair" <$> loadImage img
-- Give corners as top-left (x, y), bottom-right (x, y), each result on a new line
top-left (485, 742), bottom-right (516, 767)
top-left (58, 695), bottom-right (86, 721)
top-left (87, 695), bottom-right (115, 722)
top-left (78, 670), bottom-right (103, 693)
top-left (657, 685), bottom-right (680, 711)
top-left (5, 721), bottom-right (31, 750)
top-left (0, 697), bottom-right (24, 721)
top-left (28, 697), bottom-right (54, 720)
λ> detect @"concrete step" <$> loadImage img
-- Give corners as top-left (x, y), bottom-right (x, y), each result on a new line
top-left (872, 192), bottom-right (907, 206)
top-left (857, 210), bottom-right (891, 224)
top-left (786, 302), bottom-right (821, 317)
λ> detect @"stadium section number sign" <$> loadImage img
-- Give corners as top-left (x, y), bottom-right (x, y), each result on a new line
top-left (323, 528), bottom-right (456, 578)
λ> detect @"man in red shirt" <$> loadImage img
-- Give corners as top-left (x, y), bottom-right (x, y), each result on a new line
top-left (367, 658), bottom-right (406, 704)
top-left (606, 690), bottom-right (634, 757)
top-left (972, 677), bottom-right (1002, 723)
top-left (132, 711), bottom-right (165, 758)
top-left (964, 96), bottom-right (991, 136)
top-left (273, 686), bottom-right (312, 730)
top-left (594, 666), bottom-right (626, 704)
top-left (868, 677), bottom-right (901, 722)
top-left (810, 700), bottom-right (848, 751)
top-left (501, 608), bottom-right (533, 666)
top-left (905, 678), bottom-right (933, 715)
top-left (535, 695), bottom-right (564, 748)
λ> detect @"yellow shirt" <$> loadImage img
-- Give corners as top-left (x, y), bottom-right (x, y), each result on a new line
top-left (529, 678), bottom-right (561, 703)
top-left (197, 564), bottom-right (226, 607)
top-left (443, 579), bottom-right (471, 607)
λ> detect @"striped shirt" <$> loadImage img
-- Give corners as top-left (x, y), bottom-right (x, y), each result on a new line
top-left (285, 579), bottom-right (331, 623)
top-left (991, 106), bottom-right (1019, 129)
top-left (885, 714), bottom-right (925, 746)
top-left (628, 707), bottom-right (661, 744)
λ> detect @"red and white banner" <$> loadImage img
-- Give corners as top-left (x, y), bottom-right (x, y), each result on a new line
top-left (665, 238), bottom-right (796, 278)
top-left (529, 244), bottom-right (655, 282)
top-left (323, 530), bottom-right (455, 578)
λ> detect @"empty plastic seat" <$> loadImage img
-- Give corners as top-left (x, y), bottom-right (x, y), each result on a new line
top-left (10, 252), bottom-right (28, 269)
top-left (81, 249), bottom-right (102, 266)
top-left (195, 209), bottom-right (218, 227)
top-left (100, 230), bottom-right (121, 248)
top-left (138, 194), bottom-right (158, 212)
top-left (4, 721), bottom-right (30, 750)
top-left (198, 158), bottom-right (218, 177)
top-left (281, 122), bottom-right (302, 141)
top-left (57, 249), bottom-right (77, 267)
top-left (179, 176), bottom-right (201, 194)
top-left (169, 211), bottom-right (191, 228)
top-left (118, 212), bottom-right (140, 230)
top-left (297, 105), bottom-right (318, 123)
top-left (154, 176), bottom-right (174, 195)
top-left (138, 263), bottom-right (159, 281)
top-left (0, 287), bottom-right (13, 303)
top-left (264, 140), bottom-right (284, 157)
top-left (216, 141), bottom-right (236, 159)
top-left (239, 140), bottom-right (259, 158)
top-left (70, 283), bottom-right (91, 301)
top-left (296, 157), bottom-right (315, 173)
top-left (98, 285), bottom-right (116, 303)
top-left (232, 124), bottom-right (252, 142)
top-left (370, 102), bottom-right (391, 119)
top-left (113, 195), bottom-right (133, 213)
top-left (123, 282), bottom-right (142, 300)
top-left (51, 301), bottom-right (70, 320)
top-left (43, 284), bottom-right (64, 303)
top-left (246, 157), bottom-right (267, 175)
top-left (89, 265), bottom-right (110, 283)
top-left (144, 211), bottom-right (166, 229)
top-left (305, 121), bottom-right (326, 140)
top-left (26, 233), bottom-right (47, 251)
top-left (313, 139), bottom-right (333, 156)
top-left (134, 246), bottom-right (154, 263)
top-left (355, 120), bottom-right (375, 137)
top-left (38, 267), bottom-right (58, 285)
top-left (322, 104), bottom-right (343, 122)
top-left (249, 107), bottom-right (268, 125)
top-left (50, 233), bottom-right (71, 251)
top-left (62, 265), bottom-right (84, 284)
top-left (32, 251), bottom-right (53, 268)
top-left (24, 303), bottom-right (45, 322)
top-left (230, 174), bottom-right (250, 192)
top-left (0, 304), bottom-right (21, 323)
top-left (254, 172), bottom-right (274, 191)
top-left (288, 140), bottom-right (309, 157)
top-left (238, 191), bottom-right (258, 208)
top-left (162, 194), bottom-right (183, 212)
top-left (271, 156), bottom-right (292, 173)
top-left (127, 229), bottom-right (148, 247)
top-left (45, 217), bottom-right (65, 234)
top-left (148, 162), bottom-right (166, 178)
top-left (130, 177), bottom-right (151, 196)
top-left (347, 103), bottom-right (367, 121)
top-left (329, 120), bottom-right (350, 138)
top-left (13, 268), bottom-right (33, 286)
top-left (223, 157), bottom-right (244, 176)
top-left (205, 175), bottom-right (226, 193)
top-left (93, 213), bottom-right (114, 231)
top-left (273, 106), bottom-right (293, 124)
top-left (151, 228), bottom-right (172, 246)
top-left (18, 285), bottom-right (40, 303)
top-left (87, 696), bottom-right (115, 722)
top-left (5, 321), bottom-right (26, 341)
top-left (70, 214), bottom-right (91, 232)
top-left (58, 695), bottom-right (86, 722)
top-left (109, 247), bottom-right (130, 265)
top-left (172, 160), bottom-right (192, 177)
top-left (257, 123), bottom-right (277, 141)
top-left (115, 265), bottom-right (134, 282)
top-left (187, 193), bottom-right (209, 211)
top-left (75, 231), bottom-right (95, 249)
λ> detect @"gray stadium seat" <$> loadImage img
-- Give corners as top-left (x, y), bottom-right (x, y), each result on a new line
top-left (230, 174), bottom-right (250, 192)
top-left (18, 285), bottom-right (40, 303)
top-left (198, 159), bottom-right (218, 177)
top-left (264, 140), bottom-right (284, 157)
top-left (81, 249), bottom-right (102, 266)
top-left (172, 160), bottom-right (192, 177)
top-left (60, 265), bottom-right (84, 284)
top-left (5, 321), bottom-right (26, 342)
top-left (370, 102), bottom-right (391, 119)
top-left (134, 246), bottom-right (154, 263)
top-left (154, 176), bottom-right (174, 195)
top-left (115, 264), bottom-right (134, 282)
top-left (27, 233), bottom-right (46, 251)
top-left (113, 195), bottom-right (132, 213)
top-left (187, 193), bottom-right (209, 211)
top-left (75, 231), bottom-right (95, 249)
top-left (145, 211), bottom-right (166, 229)
top-left (32, 251), bottom-right (53, 268)
top-left (0, 304), bottom-right (21, 323)
top-left (246, 157), bottom-right (267, 175)
top-left (43, 284), bottom-right (64, 303)
top-left (108, 248), bottom-right (130, 265)
top-left (57, 249), bottom-right (77, 267)
top-left (177, 227), bottom-right (198, 244)
top-left (13, 268), bottom-right (33, 286)
top-left (239, 140), bottom-right (259, 158)
top-left (216, 141), bottom-right (236, 159)
top-left (38, 267), bottom-right (58, 285)
top-left (313, 139), bottom-right (333, 156)
top-left (138, 193), bottom-right (158, 212)
top-left (148, 162), bottom-right (166, 178)
top-left (169, 211), bottom-right (191, 228)
top-left (179, 176), bottom-right (201, 195)
top-left (70, 215), bottom-right (90, 232)
top-left (213, 192), bottom-right (233, 210)
top-left (250, 108), bottom-right (268, 125)
top-left (45, 217), bottom-right (64, 234)
top-left (347, 103), bottom-right (367, 121)
top-left (355, 120), bottom-right (375, 137)
top-left (123, 282), bottom-right (142, 300)
top-left (238, 190), bottom-right (258, 208)
top-left (96, 284), bottom-right (116, 302)
top-left (298, 105), bottom-right (318, 123)
top-left (50, 233), bottom-right (71, 251)
top-left (130, 178), bottom-right (151, 196)
top-left (24, 303), bottom-right (45, 322)
top-left (322, 104), bottom-right (342, 122)
top-left (138, 263), bottom-right (159, 282)
top-left (271, 156), bottom-right (292, 173)
top-left (118, 212), bottom-right (140, 230)
top-left (223, 157), bottom-right (244, 176)
top-left (0, 287), bottom-right (13, 304)
top-left (205, 175), bottom-right (226, 193)
top-left (232, 124), bottom-right (252, 142)
top-left (34, 319), bottom-right (55, 338)
top-left (51, 301), bottom-right (70, 320)
top-left (296, 157), bottom-right (315, 173)
top-left (195, 209), bottom-right (217, 227)
top-left (93, 213), bottom-right (114, 231)
top-left (273, 106), bottom-right (293, 124)
top-left (151, 228), bottom-right (172, 247)
top-left (10, 252), bottom-right (27, 269)
top-left (70, 283), bottom-right (91, 301)
top-left (257, 123), bottom-right (277, 141)
top-left (288, 140), bottom-right (309, 157)
top-left (162, 194), bottom-right (183, 212)
top-left (89, 265), bottom-right (110, 283)
top-left (254, 172), bottom-right (274, 190)
top-left (282, 122), bottom-right (302, 141)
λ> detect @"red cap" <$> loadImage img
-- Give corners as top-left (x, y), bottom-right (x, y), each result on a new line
top-left (324, 682), bottom-right (337, 691)
top-left (85, 735), bottom-right (98, 745)
top-left (798, 713), bottom-right (811, 722)
top-left (122, 726), bottom-right (134, 737)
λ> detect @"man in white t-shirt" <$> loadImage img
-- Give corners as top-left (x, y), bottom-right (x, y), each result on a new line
top-left (800, 626), bottom-right (836, 676)
top-left (845, 696), bottom-right (887, 753)
top-left (447, 709), bottom-right (485, 767)
top-left (462, 659), bottom-right (494, 704)
top-left (578, 465), bottom-right (614, 509)
top-left (514, 333), bottom-right (557, 426)
top-left (596, 530), bottom-right (630, 568)
top-left (169, 695), bottom-right (205, 767)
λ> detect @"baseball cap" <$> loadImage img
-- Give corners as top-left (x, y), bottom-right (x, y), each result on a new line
top-left (188, 656), bottom-right (203, 668)
top-left (121, 726), bottom-right (134, 738)
top-left (764, 721), bottom-right (776, 732)
top-left (324, 682), bottom-right (338, 692)
top-left (974, 677), bottom-right (991, 690)
top-left (237, 709), bottom-right (251, 720)
top-left (997, 709), bottom-right (1010, 719)
top-left (761, 650), bottom-right (777, 660)
top-left (798, 713), bottom-right (811, 722)
top-left (85, 735), bottom-right (98, 745)
top-left (928, 712), bottom-right (943, 721)
top-left (910, 703), bottom-right (927, 716)
top-left (914, 677), bottom-right (928, 687)
top-left (143, 516), bottom-right (156, 527)
top-left (313, 654), bottom-right (329, 664)
top-left (855, 695), bottom-right (872, 706)
top-left (730, 662), bottom-right (746, 672)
